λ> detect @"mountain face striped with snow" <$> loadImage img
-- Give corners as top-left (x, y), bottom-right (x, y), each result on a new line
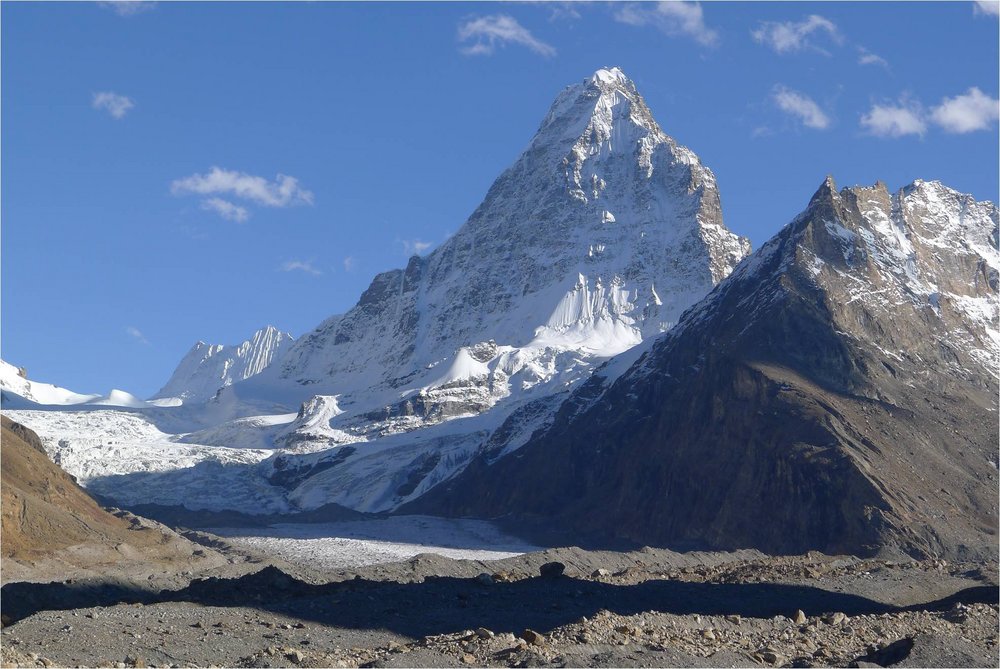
top-left (234, 67), bottom-right (748, 437)
top-left (415, 177), bottom-right (999, 559)
top-left (154, 325), bottom-right (293, 403)
top-left (267, 68), bottom-right (748, 401)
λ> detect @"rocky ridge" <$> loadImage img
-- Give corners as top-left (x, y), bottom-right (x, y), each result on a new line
top-left (414, 177), bottom-right (999, 560)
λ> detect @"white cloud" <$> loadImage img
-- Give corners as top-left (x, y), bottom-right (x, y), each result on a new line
top-left (457, 15), bottom-right (556, 57)
top-left (126, 326), bottom-right (149, 344)
top-left (280, 260), bottom-right (322, 276)
top-left (98, 1), bottom-right (156, 16)
top-left (772, 86), bottom-right (831, 129)
top-left (399, 239), bottom-right (433, 256)
top-left (171, 167), bottom-right (314, 208)
top-left (200, 197), bottom-right (249, 222)
top-left (857, 47), bottom-right (889, 69)
top-left (545, 2), bottom-right (583, 21)
top-left (614, 2), bottom-right (719, 47)
top-left (523, 1), bottom-right (583, 21)
top-left (930, 87), bottom-right (1000, 133)
top-left (861, 100), bottom-right (927, 138)
top-left (343, 256), bottom-right (357, 272)
top-left (973, 1), bottom-right (1000, 17)
top-left (92, 91), bottom-right (135, 119)
top-left (752, 15), bottom-right (841, 54)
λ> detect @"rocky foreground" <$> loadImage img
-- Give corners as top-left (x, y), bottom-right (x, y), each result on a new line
top-left (2, 537), bottom-right (997, 668)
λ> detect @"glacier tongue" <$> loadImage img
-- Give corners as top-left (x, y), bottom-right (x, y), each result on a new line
top-left (5, 68), bottom-right (751, 516)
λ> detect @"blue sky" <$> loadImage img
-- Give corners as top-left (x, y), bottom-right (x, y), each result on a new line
top-left (2, 1), bottom-right (998, 398)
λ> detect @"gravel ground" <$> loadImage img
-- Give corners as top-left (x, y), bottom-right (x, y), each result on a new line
top-left (2, 535), bottom-right (997, 668)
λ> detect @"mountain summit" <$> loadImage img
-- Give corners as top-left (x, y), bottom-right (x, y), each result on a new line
top-left (260, 67), bottom-right (749, 399)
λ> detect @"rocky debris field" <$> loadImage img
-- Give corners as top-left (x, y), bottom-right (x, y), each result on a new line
top-left (2, 539), bottom-right (997, 668)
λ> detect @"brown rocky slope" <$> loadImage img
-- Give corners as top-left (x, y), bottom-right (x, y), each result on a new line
top-left (1, 416), bottom-right (225, 584)
top-left (411, 178), bottom-right (999, 561)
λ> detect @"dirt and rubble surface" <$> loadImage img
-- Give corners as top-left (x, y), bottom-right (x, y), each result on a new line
top-left (2, 538), bottom-right (998, 668)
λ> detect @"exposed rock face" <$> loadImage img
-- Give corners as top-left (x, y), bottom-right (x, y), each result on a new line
top-left (413, 178), bottom-right (999, 560)
top-left (153, 325), bottom-right (294, 403)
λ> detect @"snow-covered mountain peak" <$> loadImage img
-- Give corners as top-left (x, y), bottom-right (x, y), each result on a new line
top-left (590, 66), bottom-right (629, 87)
top-left (154, 325), bottom-right (294, 403)
top-left (0, 359), bottom-right (100, 406)
top-left (263, 69), bottom-right (750, 401)
top-left (532, 66), bottom-right (666, 160)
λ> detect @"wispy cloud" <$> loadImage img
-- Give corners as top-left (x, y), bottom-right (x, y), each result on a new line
top-left (772, 86), bottom-right (831, 129)
top-left (98, 1), bottom-right (156, 16)
top-left (399, 239), bottom-right (433, 256)
top-left (280, 260), bottom-right (322, 276)
top-left (543, 2), bottom-right (583, 22)
top-left (172, 167), bottom-right (313, 208)
top-left (857, 46), bottom-right (889, 70)
top-left (200, 197), bottom-right (249, 223)
top-left (92, 91), bottom-right (135, 119)
top-left (752, 15), bottom-right (841, 55)
top-left (861, 98), bottom-right (927, 138)
top-left (457, 15), bottom-right (556, 57)
top-left (126, 326), bottom-right (149, 344)
top-left (343, 256), bottom-right (357, 272)
top-left (930, 87), bottom-right (1000, 133)
top-left (973, 1), bottom-right (999, 17)
top-left (614, 2), bottom-right (719, 47)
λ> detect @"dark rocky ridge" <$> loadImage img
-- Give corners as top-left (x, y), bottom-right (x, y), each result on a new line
top-left (410, 178), bottom-right (999, 560)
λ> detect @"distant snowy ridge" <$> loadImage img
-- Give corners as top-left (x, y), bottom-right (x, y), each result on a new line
top-left (153, 325), bottom-right (294, 403)
top-left (0, 359), bottom-right (101, 406)
top-left (0, 359), bottom-right (163, 409)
